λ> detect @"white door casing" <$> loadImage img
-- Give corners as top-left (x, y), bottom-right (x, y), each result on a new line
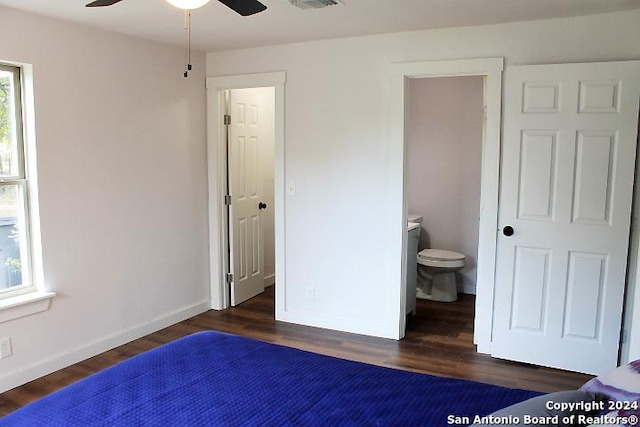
top-left (229, 89), bottom-right (266, 306)
top-left (492, 61), bottom-right (640, 374)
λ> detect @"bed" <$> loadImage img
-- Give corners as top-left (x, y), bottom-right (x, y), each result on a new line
top-left (0, 331), bottom-right (542, 426)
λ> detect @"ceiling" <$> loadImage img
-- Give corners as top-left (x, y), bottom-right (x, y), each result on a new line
top-left (1, 0), bottom-right (640, 52)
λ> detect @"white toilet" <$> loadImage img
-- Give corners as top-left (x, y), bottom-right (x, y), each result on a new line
top-left (417, 249), bottom-right (466, 302)
top-left (408, 214), bottom-right (466, 303)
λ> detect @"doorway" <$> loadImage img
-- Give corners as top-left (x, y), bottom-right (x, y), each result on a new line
top-left (406, 75), bottom-right (484, 300)
top-left (391, 58), bottom-right (504, 346)
top-left (206, 72), bottom-right (286, 313)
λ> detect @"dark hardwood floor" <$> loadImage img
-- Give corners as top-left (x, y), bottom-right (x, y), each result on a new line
top-left (0, 286), bottom-right (591, 417)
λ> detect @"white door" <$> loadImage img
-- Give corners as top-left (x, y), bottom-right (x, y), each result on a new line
top-left (492, 61), bottom-right (640, 374)
top-left (228, 89), bottom-right (266, 305)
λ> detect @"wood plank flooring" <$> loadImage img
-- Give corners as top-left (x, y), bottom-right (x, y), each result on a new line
top-left (0, 286), bottom-right (591, 417)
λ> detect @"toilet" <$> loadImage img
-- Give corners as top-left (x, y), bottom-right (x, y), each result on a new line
top-left (408, 214), bottom-right (466, 303)
top-left (417, 249), bottom-right (466, 302)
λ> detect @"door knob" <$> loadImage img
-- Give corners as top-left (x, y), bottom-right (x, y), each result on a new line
top-left (258, 202), bottom-right (267, 210)
top-left (503, 225), bottom-right (514, 237)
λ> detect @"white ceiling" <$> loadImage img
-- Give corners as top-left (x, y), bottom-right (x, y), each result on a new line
top-left (2, 0), bottom-right (640, 52)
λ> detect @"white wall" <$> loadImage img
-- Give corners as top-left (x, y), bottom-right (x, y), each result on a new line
top-left (206, 10), bottom-right (640, 344)
top-left (0, 7), bottom-right (209, 392)
top-left (407, 76), bottom-right (483, 295)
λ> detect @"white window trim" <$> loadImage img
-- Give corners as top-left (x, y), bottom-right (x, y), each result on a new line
top-left (0, 291), bottom-right (55, 323)
top-left (0, 62), bottom-right (54, 321)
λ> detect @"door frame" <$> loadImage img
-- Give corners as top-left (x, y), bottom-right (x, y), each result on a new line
top-left (390, 58), bottom-right (503, 350)
top-left (206, 72), bottom-right (286, 311)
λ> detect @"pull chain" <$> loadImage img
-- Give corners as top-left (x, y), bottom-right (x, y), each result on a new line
top-left (184, 9), bottom-right (192, 78)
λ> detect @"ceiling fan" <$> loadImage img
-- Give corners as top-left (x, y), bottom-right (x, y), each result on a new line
top-left (85, 0), bottom-right (267, 77)
top-left (85, 0), bottom-right (267, 17)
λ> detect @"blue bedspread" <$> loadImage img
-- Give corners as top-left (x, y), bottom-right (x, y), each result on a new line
top-left (1, 331), bottom-right (540, 426)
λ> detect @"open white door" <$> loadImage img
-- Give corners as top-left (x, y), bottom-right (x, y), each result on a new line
top-left (228, 89), bottom-right (266, 306)
top-left (493, 61), bottom-right (640, 374)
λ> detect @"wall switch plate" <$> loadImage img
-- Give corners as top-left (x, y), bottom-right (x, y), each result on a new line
top-left (0, 337), bottom-right (12, 359)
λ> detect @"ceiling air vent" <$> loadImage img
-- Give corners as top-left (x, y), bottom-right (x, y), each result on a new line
top-left (288, 0), bottom-right (343, 9)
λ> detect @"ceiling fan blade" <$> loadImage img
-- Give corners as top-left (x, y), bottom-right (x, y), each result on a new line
top-left (86, 0), bottom-right (125, 7)
top-left (217, 0), bottom-right (267, 16)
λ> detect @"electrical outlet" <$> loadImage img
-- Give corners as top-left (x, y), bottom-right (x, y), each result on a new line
top-left (0, 337), bottom-right (12, 359)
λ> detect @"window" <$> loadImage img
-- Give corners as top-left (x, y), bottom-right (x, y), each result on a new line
top-left (0, 64), bottom-right (33, 299)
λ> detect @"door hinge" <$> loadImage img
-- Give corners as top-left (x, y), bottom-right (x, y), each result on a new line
top-left (223, 114), bottom-right (231, 125)
top-left (226, 273), bottom-right (233, 284)
top-left (224, 194), bottom-right (232, 206)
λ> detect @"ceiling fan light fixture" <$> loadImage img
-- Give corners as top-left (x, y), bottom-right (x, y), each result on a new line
top-left (165, 0), bottom-right (210, 10)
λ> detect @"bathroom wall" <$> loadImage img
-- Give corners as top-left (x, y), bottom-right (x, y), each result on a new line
top-left (407, 76), bottom-right (484, 294)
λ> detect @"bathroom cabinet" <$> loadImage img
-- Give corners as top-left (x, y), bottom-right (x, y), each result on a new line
top-left (406, 223), bottom-right (420, 316)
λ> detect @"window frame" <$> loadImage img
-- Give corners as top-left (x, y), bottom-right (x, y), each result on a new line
top-left (0, 63), bottom-right (35, 300)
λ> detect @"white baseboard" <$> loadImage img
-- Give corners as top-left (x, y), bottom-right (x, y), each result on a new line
top-left (264, 274), bottom-right (275, 287)
top-left (0, 300), bottom-right (211, 394)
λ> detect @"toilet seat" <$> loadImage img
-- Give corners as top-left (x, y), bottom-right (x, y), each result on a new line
top-left (417, 249), bottom-right (466, 268)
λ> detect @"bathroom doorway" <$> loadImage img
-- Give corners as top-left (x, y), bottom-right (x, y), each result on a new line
top-left (392, 58), bottom-right (504, 347)
top-left (407, 76), bottom-right (484, 298)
